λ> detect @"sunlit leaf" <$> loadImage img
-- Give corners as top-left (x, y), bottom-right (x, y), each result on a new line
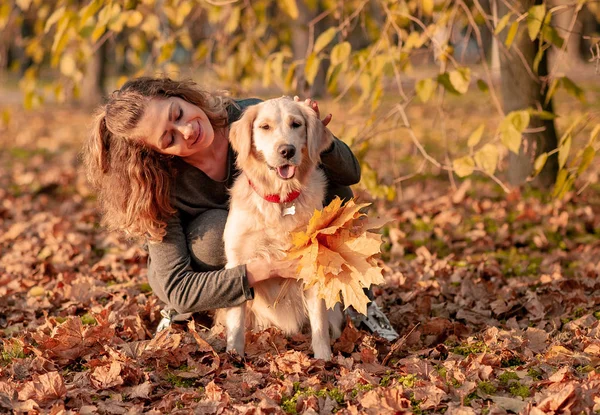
top-left (533, 152), bottom-right (548, 176)
top-left (527, 4), bottom-right (545, 40)
top-left (421, 0), bottom-right (434, 16)
top-left (330, 42), bottom-right (351, 66)
top-left (59, 54), bottom-right (76, 77)
top-left (280, 0), bottom-right (298, 19)
top-left (558, 134), bottom-right (571, 169)
top-left (505, 21), bottom-right (519, 49)
top-left (449, 67), bottom-right (470, 94)
top-left (541, 25), bottom-right (564, 48)
top-left (304, 53), bottom-right (321, 86)
top-left (590, 124), bottom-right (600, 145)
top-left (45, 6), bottom-right (65, 33)
top-left (474, 144), bottom-right (498, 175)
top-left (415, 78), bottom-right (436, 103)
top-left (495, 12), bottom-right (512, 35)
top-left (453, 156), bottom-right (475, 177)
top-left (225, 6), bottom-right (240, 34)
top-left (577, 146), bottom-right (596, 175)
top-left (287, 198), bottom-right (389, 315)
top-left (500, 111), bottom-right (529, 154)
top-left (127, 10), bottom-right (143, 27)
top-left (467, 124), bottom-right (485, 147)
top-left (314, 27), bottom-right (337, 54)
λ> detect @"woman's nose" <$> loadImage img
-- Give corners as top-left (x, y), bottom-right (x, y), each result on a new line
top-left (178, 123), bottom-right (193, 140)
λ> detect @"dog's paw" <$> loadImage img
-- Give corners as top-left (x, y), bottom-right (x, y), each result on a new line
top-left (312, 342), bottom-right (332, 361)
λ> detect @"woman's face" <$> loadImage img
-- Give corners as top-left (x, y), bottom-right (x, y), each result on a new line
top-left (136, 96), bottom-right (216, 157)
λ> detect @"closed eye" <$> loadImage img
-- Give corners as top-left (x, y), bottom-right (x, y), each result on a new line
top-left (176, 107), bottom-right (183, 121)
top-left (291, 120), bottom-right (302, 128)
top-left (259, 124), bottom-right (270, 130)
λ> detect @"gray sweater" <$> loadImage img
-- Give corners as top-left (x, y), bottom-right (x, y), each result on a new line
top-left (146, 99), bottom-right (361, 315)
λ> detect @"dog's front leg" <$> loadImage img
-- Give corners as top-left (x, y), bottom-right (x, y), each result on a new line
top-left (225, 305), bottom-right (246, 355)
top-left (306, 286), bottom-right (332, 361)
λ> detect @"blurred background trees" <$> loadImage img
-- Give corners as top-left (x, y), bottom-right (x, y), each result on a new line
top-left (0, 0), bottom-right (598, 196)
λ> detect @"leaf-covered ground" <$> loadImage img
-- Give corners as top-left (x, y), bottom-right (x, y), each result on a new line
top-left (1, 105), bottom-right (600, 415)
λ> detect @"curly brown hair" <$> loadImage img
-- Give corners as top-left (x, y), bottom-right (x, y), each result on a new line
top-left (82, 77), bottom-right (233, 242)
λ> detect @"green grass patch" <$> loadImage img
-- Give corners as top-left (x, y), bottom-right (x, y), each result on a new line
top-left (508, 382), bottom-right (530, 398)
top-left (281, 382), bottom-right (345, 414)
top-left (452, 341), bottom-right (488, 356)
top-left (499, 371), bottom-right (519, 384)
top-left (477, 381), bottom-right (497, 394)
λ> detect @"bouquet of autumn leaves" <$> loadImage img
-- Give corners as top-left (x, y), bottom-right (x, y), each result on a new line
top-left (286, 197), bottom-right (390, 316)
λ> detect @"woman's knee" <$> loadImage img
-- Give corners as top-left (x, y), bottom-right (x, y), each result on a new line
top-left (185, 209), bottom-right (228, 271)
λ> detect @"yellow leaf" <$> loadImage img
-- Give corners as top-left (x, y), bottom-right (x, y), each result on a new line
top-left (141, 14), bottom-right (160, 37)
top-left (527, 4), bottom-right (545, 41)
top-left (314, 27), bottom-right (337, 54)
top-left (474, 143), bottom-right (498, 175)
top-left (127, 10), bottom-right (143, 27)
top-left (287, 197), bottom-right (389, 315)
top-left (453, 156), bottom-right (475, 177)
top-left (416, 78), bottom-right (436, 103)
top-left (330, 42), bottom-right (351, 66)
top-left (304, 53), bottom-right (321, 86)
top-left (467, 124), bottom-right (485, 147)
top-left (280, 0), bottom-right (298, 19)
top-left (59, 54), bottom-right (77, 77)
top-left (421, 0), bottom-right (433, 16)
top-left (505, 21), bottom-right (519, 49)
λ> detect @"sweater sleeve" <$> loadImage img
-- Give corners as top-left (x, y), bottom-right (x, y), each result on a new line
top-left (146, 214), bottom-right (254, 314)
top-left (320, 137), bottom-right (361, 186)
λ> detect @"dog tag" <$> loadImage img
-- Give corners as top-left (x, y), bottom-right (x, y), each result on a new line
top-left (282, 203), bottom-right (296, 216)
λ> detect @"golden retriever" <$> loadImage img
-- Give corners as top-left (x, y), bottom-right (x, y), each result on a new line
top-left (219, 97), bottom-right (344, 360)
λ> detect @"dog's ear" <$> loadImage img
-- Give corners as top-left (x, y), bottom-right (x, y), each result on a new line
top-left (300, 104), bottom-right (333, 163)
top-left (229, 105), bottom-right (258, 167)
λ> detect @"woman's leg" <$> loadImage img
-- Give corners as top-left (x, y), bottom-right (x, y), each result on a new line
top-left (185, 209), bottom-right (228, 272)
top-left (157, 209), bottom-right (228, 327)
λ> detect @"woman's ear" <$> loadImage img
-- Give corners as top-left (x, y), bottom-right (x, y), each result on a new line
top-left (300, 104), bottom-right (332, 163)
top-left (229, 105), bottom-right (258, 167)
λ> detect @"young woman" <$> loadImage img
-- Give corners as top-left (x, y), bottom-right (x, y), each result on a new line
top-left (82, 76), bottom-right (398, 341)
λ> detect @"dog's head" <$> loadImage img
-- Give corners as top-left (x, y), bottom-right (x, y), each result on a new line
top-left (229, 97), bottom-right (333, 182)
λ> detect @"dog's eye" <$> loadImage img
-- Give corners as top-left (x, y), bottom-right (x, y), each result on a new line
top-left (291, 121), bottom-right (302, 129)
top-left (259, 124), bottom-right (270, 130)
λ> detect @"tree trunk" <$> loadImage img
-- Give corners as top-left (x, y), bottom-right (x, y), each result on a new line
top-left (80, 41), bottom-right (107, 107)
top-left (549, 0), bottom-right (585, 72)
top-left (290, 2), bottom-right (327, 98)
top-left (498, 0), bottom-right (559, 189)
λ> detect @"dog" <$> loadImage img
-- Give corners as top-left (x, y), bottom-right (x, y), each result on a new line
top-left (219, 97), bottom-right (344, 361)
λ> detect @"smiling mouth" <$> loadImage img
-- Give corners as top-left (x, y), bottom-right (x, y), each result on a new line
top-left (274, 164), bottom-right (297, 180)
top-left (191, 121), bottom-right (202, 146)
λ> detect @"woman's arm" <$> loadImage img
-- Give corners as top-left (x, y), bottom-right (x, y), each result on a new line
top-left (147, 214), bottom-right (254, 314)
top-left (320, 137), bottom-right (361, 186)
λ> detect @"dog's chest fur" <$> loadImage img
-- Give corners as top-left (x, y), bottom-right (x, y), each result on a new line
top-left (224, 169), bottom-right (328, 334)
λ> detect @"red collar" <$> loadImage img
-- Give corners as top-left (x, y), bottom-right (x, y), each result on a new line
top-left (248, 180), bottom-right (301, 203)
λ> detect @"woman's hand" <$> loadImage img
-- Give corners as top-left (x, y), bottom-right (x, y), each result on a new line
top-left (245, 258), bottom-right (300, 286)
top-left (294, 96), bottom-right (332, 127)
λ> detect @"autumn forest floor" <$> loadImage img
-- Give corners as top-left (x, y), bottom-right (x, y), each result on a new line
top-left (1, 80), bottom-right (600, 414)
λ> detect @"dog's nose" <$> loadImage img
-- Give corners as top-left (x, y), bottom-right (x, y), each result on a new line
top-left (278, 144), bottom-right (296, 159)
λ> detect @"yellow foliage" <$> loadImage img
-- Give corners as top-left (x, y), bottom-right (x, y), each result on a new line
top-left (287, 197), bottom-right (389, 315)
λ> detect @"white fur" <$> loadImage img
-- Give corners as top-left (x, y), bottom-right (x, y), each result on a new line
top-left (218, 97), bottom-right (344, 360)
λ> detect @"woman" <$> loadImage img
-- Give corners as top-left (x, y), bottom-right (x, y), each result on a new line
top-left (82, 76), bottom-right (398, 341)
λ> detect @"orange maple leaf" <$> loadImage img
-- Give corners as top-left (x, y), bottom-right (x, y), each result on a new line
top-left (287, 197), bottom-right (390, 315)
